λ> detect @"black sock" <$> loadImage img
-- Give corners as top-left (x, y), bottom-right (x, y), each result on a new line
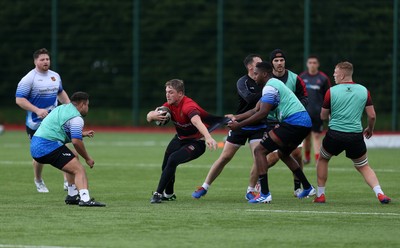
top-left (294, 179), bottom-right (301, 191)
top-left (259, 174), bottom-right (270, 195)
top-left (292, 168), bottom-right (311, 189)
top-left (156, 166), bottom-right (177, 194)
top-left (165, 176), bottom-right (175, 195)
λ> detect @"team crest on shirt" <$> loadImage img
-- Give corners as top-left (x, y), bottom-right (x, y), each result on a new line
top-left (51, 77), bottom-right (56, 81)
top-left (188, 145), bottom-right (195, 151)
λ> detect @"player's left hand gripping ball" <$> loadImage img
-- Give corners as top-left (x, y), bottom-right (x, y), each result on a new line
top-left (155, 106), bottom-right (171, 126)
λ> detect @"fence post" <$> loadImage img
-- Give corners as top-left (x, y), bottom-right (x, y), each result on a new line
top-left (303, 0), bottom-right (310, 70)
top-left (51, 0), bottom-right (58, 71)
top-left (216, 0), bottom-right (224, 115)
top-left (393, 0), bottom-right (398, 131)
top-left (133, 0), bottom-right (140, 125)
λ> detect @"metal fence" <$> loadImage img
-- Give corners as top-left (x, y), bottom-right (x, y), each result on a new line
top-left (1, 0), bottom-right (398, 129)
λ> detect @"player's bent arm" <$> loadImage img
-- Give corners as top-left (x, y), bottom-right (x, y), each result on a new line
top-left (82, 130), bottom-right (95, 138)
top-left (72, 138), bottom-right (94, 167)
top-left (234, 109), bottom-right (256, 122)
top-left (57, 90), bottom-right (70, 104)
top-left (191, 115), bottom-right (217, 150)
top-left (191, 115), bottom-right (212, 140)
top-left (364, 105), bottom-right (376, 139)
top-left (16, 97), bottom-right (40, 112)
top-left (16, 97), bottom-right (48, 118)
top-left (235, 102), bottom-right (271, 128)
top-left (234, 101), bottom-right (261, 121)
top-left (320, 108), bottom-right (330, 121)
top-left (365, 105), bottom-right (376, 126)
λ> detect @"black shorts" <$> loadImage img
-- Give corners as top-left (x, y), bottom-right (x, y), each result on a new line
top-left (226, 127), bottom-right (266, 146)
top-left (309, 114), bottom-right (323, 133)
top-left (260, 122), bottom-right (311, 154)
top-left (26, 126), bottom-right (37, 140)
top-left (322, 129), bottom-right (366, 159)
top-left (33, 145), bottom-right (75, 170)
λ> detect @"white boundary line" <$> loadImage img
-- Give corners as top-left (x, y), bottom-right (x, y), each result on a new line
top-left (1, 160), bottom-right (399, 173)
top-left (3, 137), bottom-right (400, 148)
top-left (245, 209), bottom-right (400, 216)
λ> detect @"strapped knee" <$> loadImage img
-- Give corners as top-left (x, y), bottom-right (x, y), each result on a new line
top-left (320, 147), bottom-right (332, 160)
top-left (353, 157), bottom-right (368, 167)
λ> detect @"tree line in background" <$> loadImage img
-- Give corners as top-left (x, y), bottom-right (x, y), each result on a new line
top-left (0, 0), bottom-right (398, 128)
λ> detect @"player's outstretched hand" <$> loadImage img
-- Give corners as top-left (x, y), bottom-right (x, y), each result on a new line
top-left (83, 130), bottom-right (95, 138)
top-left (227, 121), bottom-right (240, 131)
top-left (224, 114), bottom-right (236, 122)
top-left (363, 127), bottom-right (373, 139)
top-left (86, 158), bottom-right (95, 168)
top-left (206, 137), bottom-right (217, 151)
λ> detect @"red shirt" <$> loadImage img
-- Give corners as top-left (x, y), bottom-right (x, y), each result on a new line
top-left (163, 96), bottom-right (210, 140)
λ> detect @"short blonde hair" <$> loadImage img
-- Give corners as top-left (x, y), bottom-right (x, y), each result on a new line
top-left (165, 79), bottom-right (185, 94)
top-left (336, 61), bottom-right (353, 76)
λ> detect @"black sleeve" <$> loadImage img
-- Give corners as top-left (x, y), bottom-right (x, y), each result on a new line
top-left (237, 78), bottom-right (261, 104)
top-left (295, 76), bottom-right (308, 107)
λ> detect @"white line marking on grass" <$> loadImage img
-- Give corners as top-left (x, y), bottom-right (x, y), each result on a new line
top-left (0, 245), bottom-right (82, 248)
top-left (1, 144), bottom-right (23, 148)
top-left (0, 161), bottom-right (31, 165)
top-left (1, 160), bottom-right (399, 173)
top-left (245, 209), bottom-right (400, 216)
top-left (301, 167), bottom-right (398, 173)
top-left (87, 141), bottom-right (169, 147)
top-left (119, 163), bottom-right (400, 173)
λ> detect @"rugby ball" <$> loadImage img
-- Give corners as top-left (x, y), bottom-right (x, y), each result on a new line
top-left (155, 106), bottom-right (171, 126)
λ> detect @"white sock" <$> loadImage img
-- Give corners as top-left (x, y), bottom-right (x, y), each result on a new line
top-left (373, 185), bottom-right (384, 197)
top-left (317, 187), bottom-right (325, 197)
top-left (202, 183), bottom-right (210, 190)
top-left (247, 186), bottom-right (256, 193)
top-left (68, 184), bottom-right (78, 196)
top-left (79, 189), bottom-right (90, 202)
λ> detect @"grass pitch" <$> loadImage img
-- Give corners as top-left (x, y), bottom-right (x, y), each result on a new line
top-left (0, 130), bottom-right (399, 248)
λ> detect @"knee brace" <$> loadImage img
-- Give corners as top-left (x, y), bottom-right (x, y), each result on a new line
top-left (320, 147), bottom-right (332, 160)
top-left (353, 157), bottom-right (368, 167)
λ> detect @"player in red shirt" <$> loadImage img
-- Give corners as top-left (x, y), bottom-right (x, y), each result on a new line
top-left (147, 79), bottom-right (218, 204)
